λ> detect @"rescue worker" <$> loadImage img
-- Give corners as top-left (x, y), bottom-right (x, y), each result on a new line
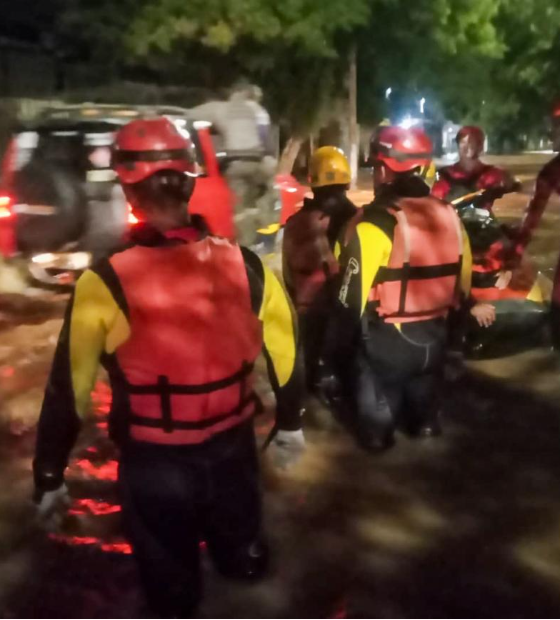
top-left (432, 125), bottom-right (520, 209)
top-left (282, 147), bottom-right (358, 392)
top-left (514, 102), bottom-right (560, 348)
top-left (328, 126), bottom-right (495, 451)
top-left (190, 82), bottom-right (275, 245)
top-left (33, 117), bottom-right (305, 618)
top-left (245, 84), bottom-right (273, 154)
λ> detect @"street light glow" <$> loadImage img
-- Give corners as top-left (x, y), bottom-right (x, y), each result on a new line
top-left (399, 115), bottom-right (421, 129)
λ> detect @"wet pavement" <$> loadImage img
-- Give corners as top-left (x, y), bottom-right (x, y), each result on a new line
top-left (0, 154), bottom-right (560, 617)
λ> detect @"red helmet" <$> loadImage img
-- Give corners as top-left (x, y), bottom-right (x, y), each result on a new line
top-left (113, 117), bottom-right (197, 184)
top-left (552, 102), bottom-right (560, 118)
top-left (456, 126), bottom-right (485, 149)
top-left (371, 126), bottom-right (433, 172)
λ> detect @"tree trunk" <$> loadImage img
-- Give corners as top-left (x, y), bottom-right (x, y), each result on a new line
top-left (278, 135), bottom-right (305, 174)
top-left (347, 44), bottom-right (359, 189)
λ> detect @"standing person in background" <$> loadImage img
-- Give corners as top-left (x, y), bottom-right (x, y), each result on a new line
top-left (190, 82), bottom-right (276, 246)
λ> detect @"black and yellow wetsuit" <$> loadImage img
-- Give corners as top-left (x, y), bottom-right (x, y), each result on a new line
top-left (33, 223), bottom-right (303, 616)
top-left (329, 179), bottom-right (473, 448)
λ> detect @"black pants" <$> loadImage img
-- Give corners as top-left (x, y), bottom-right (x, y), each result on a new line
top-left (299, 304), bottom-right (331, 392)
top-left (118, 421), bottom-right (267, 618)
top-left (348, 318), bottom-right (447, 439)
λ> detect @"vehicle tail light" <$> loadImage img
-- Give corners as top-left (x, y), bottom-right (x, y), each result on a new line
top-left (0, 195), bottom-right (13, 219)
top-left (127, 203), bottom-right (139, 224)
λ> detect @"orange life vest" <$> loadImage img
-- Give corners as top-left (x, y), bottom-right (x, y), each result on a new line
top-left (369, 197), bottom-right (463, 323)
top-left (110, 237), bottom-right (263, 445)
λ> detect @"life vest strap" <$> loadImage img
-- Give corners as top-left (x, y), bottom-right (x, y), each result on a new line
top-left (377, 262), bottom-right (461, 283)
top-left (381, 305), bottom-right (452, 320)
top-left (124, 361), bottom-right (254, 395)
top-left (126, 361), bottom-right (255, 435)
top-left (129, 392), bottom-right (260, 432)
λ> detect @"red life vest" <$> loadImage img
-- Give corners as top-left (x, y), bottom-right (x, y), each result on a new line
top-left (370, 197), bottom-right (463, 323)
top-left (110, 237), bottom-right (263, 445)
top-left (283, 208), bottom-right (339, 311)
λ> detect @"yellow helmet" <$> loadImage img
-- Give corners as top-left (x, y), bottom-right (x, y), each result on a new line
top-left (309, 146), bottom-right (351, 188)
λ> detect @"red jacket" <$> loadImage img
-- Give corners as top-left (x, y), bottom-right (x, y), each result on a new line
top-left (432, 162), bottom-right (513, 210)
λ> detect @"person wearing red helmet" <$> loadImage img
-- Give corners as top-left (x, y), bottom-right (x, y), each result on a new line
top-left (515, 103), bottom-right (560, 348)
top-left (32, 117), bottom-right (305, 617)
top-left (432, 126), bottom-right (520, 210)
top-left (326, 126), bottom-right (494, 451)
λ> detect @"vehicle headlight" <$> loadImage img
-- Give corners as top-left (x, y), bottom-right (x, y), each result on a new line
top-left (66, 252), bottom-right (92, 270)
top-left (31, 253), bottom-right (56, 265)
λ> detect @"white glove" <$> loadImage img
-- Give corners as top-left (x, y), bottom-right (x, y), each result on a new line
top-left (268, 429), bottom-right (306, 470)
top-left (35, 484), bottom-right (70, 528)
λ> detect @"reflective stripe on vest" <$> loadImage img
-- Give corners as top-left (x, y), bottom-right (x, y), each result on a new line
top-left (369, 198), bottom-right (463, 323)
top-left (110, 237), bottom-right (263, 445)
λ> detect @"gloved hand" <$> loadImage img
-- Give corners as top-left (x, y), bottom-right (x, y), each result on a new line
top-left (268, 429), bottom-right (306, 470)
top-left (34, 484), bottom-right (70, 528)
